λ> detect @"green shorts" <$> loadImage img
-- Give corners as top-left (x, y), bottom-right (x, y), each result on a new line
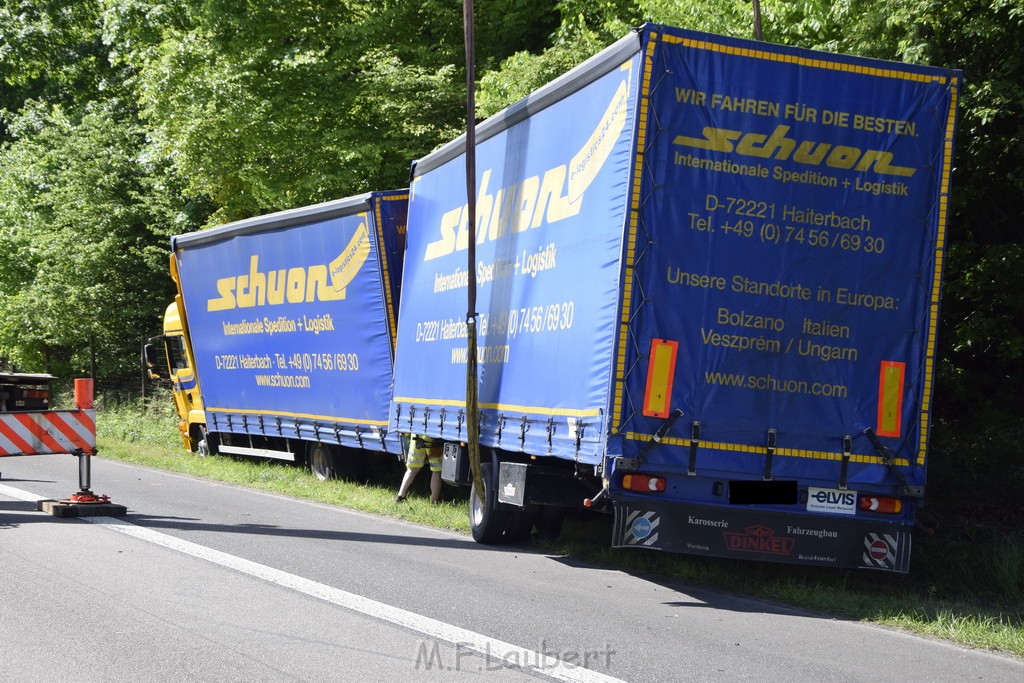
top-left (407, 435), bottom-right (442, 472)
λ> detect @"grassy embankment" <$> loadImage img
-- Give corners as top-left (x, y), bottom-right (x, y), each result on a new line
top-left (98, 398), bottom-right (1024, 659)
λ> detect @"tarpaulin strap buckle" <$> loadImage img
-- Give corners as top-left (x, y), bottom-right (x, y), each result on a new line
top-left (687, 421), bottom-right (701, 476)
top-left (275, 416), bottom-right (282, 436)
top-left (439, 408), bottom-right (446, 434)
top-left (421, 407), bottom-right (430, 433)
top-left (313, 420), bottom-right (321, 442)
top-left (211, 413), bottom-right (218, 429)
top-left (258, 416), bottom-right (265, 435)
top-left (520, 415), bottom-right (530, 449)
top-left (241, 415), bottom-right (248, 432)
top-left (226, 414), bottom-right (233, 432)
top-left (573, 419), bottom-right (584, 458)
top-left (293, 418), bottom-right (301, 437)
top-left (763, 429), bottom-right (777, 481)
top-left (394, 404), bottom-right (402, 430)
top-left (456, 409), bottom-right (464, 439)
top-left (353, 425), bottom-right (363, 449)
top-left (839, 435), bottom-right (852, 489)
top-left (546, 417), bottom-right (555, 454)
top-left (863, 427), bottom-right (920, 495)
top-left (496, 413), bottom-right (505, 444)
top-left (407, 406), bottom-right (416, 431)
top-left (620, 408), bottom-right (684, 471)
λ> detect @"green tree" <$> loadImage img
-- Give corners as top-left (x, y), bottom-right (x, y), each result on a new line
top-left (0, 100), bottom-right (204, 380)
top-left (103, 0), bottom-right (559, 223)
top-left (0, 1), bottom-right (123, 140)
top-left (478, 0), bottom-right (638, 116)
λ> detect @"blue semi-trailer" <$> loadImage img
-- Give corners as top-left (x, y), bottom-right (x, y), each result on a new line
top-left (151, 191), bottom-right (408, 480)
top-left (390, 24), bottom-right (960, 572)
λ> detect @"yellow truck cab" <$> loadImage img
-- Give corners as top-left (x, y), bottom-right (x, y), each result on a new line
top-left (144, 259), bottom-right (210, 454)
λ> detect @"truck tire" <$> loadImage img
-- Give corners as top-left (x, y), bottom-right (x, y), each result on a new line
top-left (308, 442), bottom-right (336, 481)
top-left (470, 462), bottom-right (509, 544)
top-left (194, 427), bottom-right (218, 457)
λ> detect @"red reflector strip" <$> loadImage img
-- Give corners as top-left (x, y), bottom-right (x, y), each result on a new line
top-left (14, 413), bottom-right (67, 454)
top-left (0, 410), bottom-right (96, 456)
top-left (876, 361), bottom-right (905, 438)
top-left (642, 338), bottom-right (678, 418)
top-left (0, 417), bottom-right (34, 455)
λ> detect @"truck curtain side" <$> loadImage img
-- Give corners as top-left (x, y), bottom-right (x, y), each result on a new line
top-left (391, 24), bottom-right (960, 571)
top-left (164, 191), bottom-right (408, 473)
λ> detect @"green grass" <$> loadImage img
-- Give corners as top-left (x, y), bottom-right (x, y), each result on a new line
top-left (97, 398), bottom-right (1024, 659)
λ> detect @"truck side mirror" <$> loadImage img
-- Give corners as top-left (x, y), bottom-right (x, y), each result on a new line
top-left (143, 343), bottom-right (167, 380)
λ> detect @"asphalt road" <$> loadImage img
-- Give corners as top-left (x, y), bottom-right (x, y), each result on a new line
top-left (1, 454), bottom-right (1021, 682)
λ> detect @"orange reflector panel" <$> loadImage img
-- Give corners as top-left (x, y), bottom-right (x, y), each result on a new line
top-left (643, 339), bottom-right (678, 418)
top-left (876, 361), bottom-right (905, 438)
top-left (859, 496), bottom-right (903, 514)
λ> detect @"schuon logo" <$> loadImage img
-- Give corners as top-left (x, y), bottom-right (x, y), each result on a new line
top-left (723, 525), bottom-right (796, 556)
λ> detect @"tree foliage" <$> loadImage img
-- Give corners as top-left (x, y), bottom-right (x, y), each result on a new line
top-left (102, 0), bottom-right (558, 222)
top-left (0, 100), bottom-right (201, 378)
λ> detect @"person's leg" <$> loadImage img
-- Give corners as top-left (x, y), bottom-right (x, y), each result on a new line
top-left (429, 469), bottom-right (442, 504)
top-left (396, 465), bottom-right (421, 501)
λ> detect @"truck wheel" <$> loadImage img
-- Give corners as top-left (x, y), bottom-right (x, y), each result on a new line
top-left (195, 427), bottom-right (218, 457)
top-left (308, 442), bottom-right (336, 481)
top-left (470, 462), bottom-right (509, 544)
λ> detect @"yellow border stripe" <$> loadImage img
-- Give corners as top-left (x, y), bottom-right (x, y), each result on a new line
top-left (611, 37), bottom-right (658, 433)
top-left (918, 76), bottom-right (959, 465)
top-left (374, 193), bottom-right (409, 355)
top-left (393, 397), bottom-right (601, 419)
top-left (662, 34), bottom-right (948, 84)
top-left (208, 407), bottom-right (388, 428)
top-left (624, 432), bottom-right (910, 467)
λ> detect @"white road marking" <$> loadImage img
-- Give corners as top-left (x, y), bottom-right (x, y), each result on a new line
top-left (0, 483), bottom-right (623, 683)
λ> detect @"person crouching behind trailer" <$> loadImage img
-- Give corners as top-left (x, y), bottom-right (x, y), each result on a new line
top-left (396, 434), bottom-right (442, 504)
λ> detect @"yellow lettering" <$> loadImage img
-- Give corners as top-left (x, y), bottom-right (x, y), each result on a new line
top-left (286, 267), bottom-right (305, 304)
top-left (672, 126), bottom-right (741, 152)
top-left (425, 206), bottom-right (461, 260)
top-left (207, 277), bottom-right (236, 312)
top-left (673, 124), bottom-right (917, 178)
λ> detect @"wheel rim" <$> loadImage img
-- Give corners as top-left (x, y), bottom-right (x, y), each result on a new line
top-left (470, 485), bottom-right (484, 526)
top-left (310, 445), bottom-right (328, 481)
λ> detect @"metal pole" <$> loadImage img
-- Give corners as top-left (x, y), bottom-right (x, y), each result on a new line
top-left (463, 0), bottom-right (485, 502)
top-left (753, 0), bottom-right (764, 41)
top-left (140, 336), bottom-right (147, 400)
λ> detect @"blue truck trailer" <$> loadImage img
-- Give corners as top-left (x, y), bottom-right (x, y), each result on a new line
top-left (149, 191), bottom-right (408, 478)
top-left (391, 24), bottom-right (961, 571)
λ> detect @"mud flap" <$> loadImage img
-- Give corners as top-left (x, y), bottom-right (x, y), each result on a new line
top-left (612, 498), bottom-right (912, 573)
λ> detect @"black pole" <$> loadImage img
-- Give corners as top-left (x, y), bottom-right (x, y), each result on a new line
top-left (463, 0), bottom-right (484, 502)
top-left (140, 336), bottom-right (146, 400)
top-left (753, 0), bottom-right (764, 41)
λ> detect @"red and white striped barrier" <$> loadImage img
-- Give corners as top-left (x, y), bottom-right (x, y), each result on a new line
top-left (0, 379), bottom-right (96, 457)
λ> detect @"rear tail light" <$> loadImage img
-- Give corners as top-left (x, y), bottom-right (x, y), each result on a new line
top-left (621, 473), bottom-right (666, 493)
top-left (859, 495), bottom-right (903, 514)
